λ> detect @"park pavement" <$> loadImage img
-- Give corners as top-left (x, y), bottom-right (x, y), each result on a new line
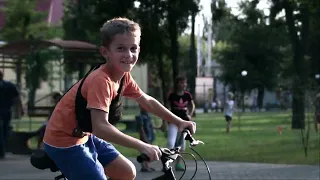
top-left (0, 153), bottom-right (319, 180)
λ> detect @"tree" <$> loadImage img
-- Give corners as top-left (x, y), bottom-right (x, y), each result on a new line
top-left (135, 0), bottom-right (200, 105)
top-left (213, 0), bottom-right (285, 109)
top-left (25, 49), bottom-right (62, 108)
top-left (0, 0), bottom-right (63, 108)
top-left (166, 0), bottom-right (200, 82)
top-left (0, 0), bottom-right (50, 89)
top-left (270, 0), bottom-right (314, 129)
top-left (135, 0), bottom-right (171, 105)
top-left (188, 0), bottom-right (200, 102)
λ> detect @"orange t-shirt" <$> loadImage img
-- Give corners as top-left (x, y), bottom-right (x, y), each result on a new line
top-left (43, 64), bottom-right (143, 147)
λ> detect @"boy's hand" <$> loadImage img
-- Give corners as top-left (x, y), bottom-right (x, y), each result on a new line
top-left (138, 143), bottom-right (162, 162)
top-left (177, 120), bottom-right (196, 134)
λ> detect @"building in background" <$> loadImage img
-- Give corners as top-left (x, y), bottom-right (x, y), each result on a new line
top-left (0, 0), bottom-right (148, 108)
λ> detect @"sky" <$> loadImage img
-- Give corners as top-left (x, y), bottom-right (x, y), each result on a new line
top-left (193, 0), bottom-right (271, 34)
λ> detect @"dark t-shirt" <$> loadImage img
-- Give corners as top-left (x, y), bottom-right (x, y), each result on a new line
top-left (0, 80), bottom-right (19, 113)
top-left (168, 91), bottom-right (193, 120)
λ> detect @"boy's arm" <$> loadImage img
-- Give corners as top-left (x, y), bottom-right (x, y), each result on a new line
top-left (136, 93), bottom-right (184, 126)
top-left (91, 109), bottom-right (146, 150)
top-left (86, 75), bottom-right (147, 151)
top-left (162, 93), bottom-right (172, 128)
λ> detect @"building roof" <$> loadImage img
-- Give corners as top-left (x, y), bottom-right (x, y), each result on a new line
top-left (0, 39), bottom-right (99, 56)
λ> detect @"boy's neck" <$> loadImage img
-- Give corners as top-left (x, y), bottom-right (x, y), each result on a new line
top-left (104, 63), bottom-right (125, 82)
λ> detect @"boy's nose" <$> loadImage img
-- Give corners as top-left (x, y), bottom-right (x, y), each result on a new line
top-left (124, 50), bottom-right (133, 58)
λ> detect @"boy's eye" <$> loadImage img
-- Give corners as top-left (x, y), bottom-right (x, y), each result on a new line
top-left (131, 47), bottom-right (138, 52)
top-left (117, 47), bottom-right (125, 50)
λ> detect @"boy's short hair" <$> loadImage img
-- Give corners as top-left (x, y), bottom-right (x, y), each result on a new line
top-left (100, 17), bottom-right (141, 47)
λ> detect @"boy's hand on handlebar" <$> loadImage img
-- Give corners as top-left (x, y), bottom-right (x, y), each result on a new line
top-left (138, 143), bottom-right (162, 162)
top-left (178, 120), bottom-right (196, 134)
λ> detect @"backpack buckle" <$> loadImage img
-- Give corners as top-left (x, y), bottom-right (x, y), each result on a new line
top-left (72, 127), bottom-right (86, 138)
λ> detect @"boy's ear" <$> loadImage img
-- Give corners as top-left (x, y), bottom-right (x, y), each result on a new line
top-left (99, 46), bottom-right (108, 58)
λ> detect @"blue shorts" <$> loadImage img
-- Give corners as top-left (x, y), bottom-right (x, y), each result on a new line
top-left (44, 135), bottom-right (119, 180)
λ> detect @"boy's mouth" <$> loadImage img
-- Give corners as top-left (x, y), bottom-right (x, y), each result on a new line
top-left (121, 61), bottom-right (133, 64)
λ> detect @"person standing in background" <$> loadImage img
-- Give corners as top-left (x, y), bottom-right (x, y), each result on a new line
top-left (0, 70), bottom-right (24, 159)
top-left (224, 92), bottom-right (235, 134)
top-left (165, 76), bottom-right (195, 171)
top-left (136, 105), bottom-right (156, 172)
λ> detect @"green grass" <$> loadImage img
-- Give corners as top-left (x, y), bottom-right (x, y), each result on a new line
top-left (13, 111), bottom-right (320, 165)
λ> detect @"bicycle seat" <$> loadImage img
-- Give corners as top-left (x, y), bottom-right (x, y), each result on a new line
top-left (30, 149), bottom-right (60, 172)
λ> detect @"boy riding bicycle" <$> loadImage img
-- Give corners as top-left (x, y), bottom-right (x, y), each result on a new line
top-left (42, 17), bottom-right (196, 180)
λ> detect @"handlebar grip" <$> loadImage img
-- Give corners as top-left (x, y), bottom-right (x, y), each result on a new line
top-left (137, 154), bottom-right (149, 163)
top-left (182, 129), bottom-right (190, 134)
top-left (182, 129), bottom-right (196, 143)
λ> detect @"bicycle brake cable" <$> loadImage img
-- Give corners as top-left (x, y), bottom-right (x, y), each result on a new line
top-left (181, 152), bottom-right (198, 180)
top-left (190, 147), bottom-right (212, 180)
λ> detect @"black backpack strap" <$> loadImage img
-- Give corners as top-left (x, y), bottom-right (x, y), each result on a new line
top-left (73, 63), bottom-right (104, 137)
top-left (77, 64), bottom-right (103, 96)
top-left (115, 74), bottom-right (126, 100)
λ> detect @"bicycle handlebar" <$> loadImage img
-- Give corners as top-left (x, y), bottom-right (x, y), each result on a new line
top-left (137, 129), bottom-right (203, 163)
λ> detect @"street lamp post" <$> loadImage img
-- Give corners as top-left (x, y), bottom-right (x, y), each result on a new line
top-left (241, 70), bottom-right (247, 112)
top-left (236, 70), bottom-right (248, 132)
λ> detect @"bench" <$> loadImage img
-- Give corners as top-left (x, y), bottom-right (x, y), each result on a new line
top-left (6, 130), bottom-right (39, 155)
top-left (119, 119), bottom-right (138, 132)
top-left (28, 106), bottom-right (52, 118)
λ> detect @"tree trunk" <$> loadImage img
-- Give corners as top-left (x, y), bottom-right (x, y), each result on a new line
top-left (16, 58), bottom-right (22, 90)
top-left (157, 49), bottom-right (168, 107)
top-left (291, 79), bottom-right (306, 129)
top-left (188, 11), bottom-right (197, 100)
top-left (27, 87), bottom-right (37, 110)
top-left (283, 1), bottom-right (310, 129)
top-left (168, 5), bottom-right (179, 81)
top-left (257, 86), bottom-right (264, 110)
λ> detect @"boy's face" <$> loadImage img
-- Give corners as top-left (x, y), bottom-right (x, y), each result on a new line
top-left (101, 33), bottom-right (140, 73)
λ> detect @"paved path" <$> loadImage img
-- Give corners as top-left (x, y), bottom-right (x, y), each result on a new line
top-left (0, 154), bottom-right (319, 180)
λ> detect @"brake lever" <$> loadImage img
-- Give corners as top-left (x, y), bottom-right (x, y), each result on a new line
top-left (190, 140), bottom-right (205, 146)
top-left (183, 130), bottom-right (205, 147)
top-left (160, 148), bottom-right (180, 170)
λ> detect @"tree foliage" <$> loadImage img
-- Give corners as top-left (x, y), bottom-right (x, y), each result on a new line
top-left (213, 0), bottom-right (286, 108)
top-left (0, 0), bottom-right (63, 107)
